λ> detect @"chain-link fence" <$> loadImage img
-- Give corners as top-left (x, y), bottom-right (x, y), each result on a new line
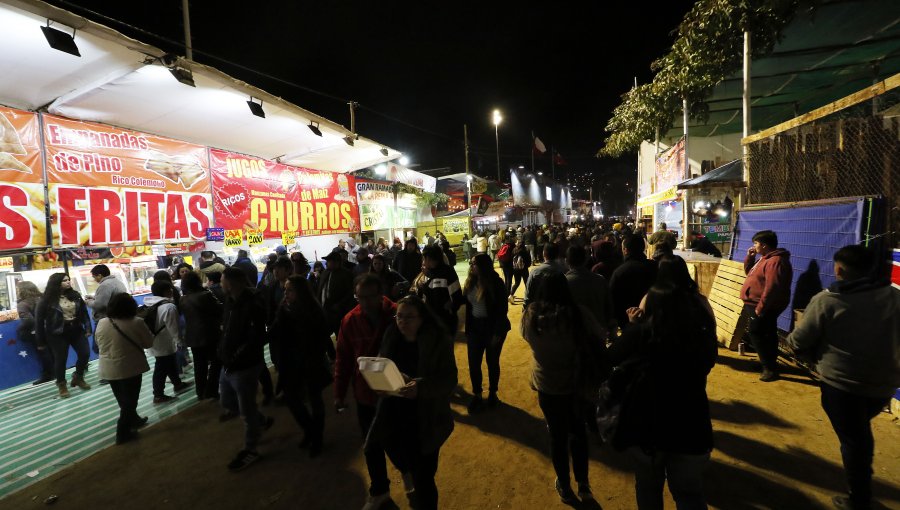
top-left (745, 82), bottom-right (900, 247)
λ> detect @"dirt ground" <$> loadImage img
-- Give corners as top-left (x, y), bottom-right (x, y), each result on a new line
top-left (3, 282), bottom-right (899, 510)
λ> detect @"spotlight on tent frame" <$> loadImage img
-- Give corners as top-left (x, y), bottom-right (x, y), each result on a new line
top-left (307, 121), bottom-right (323, 137)
top-left (41, 21), bottom-right (80, 57)
top-left (247, 97), bottom-right (265, 118)
top-left (380, 148), bottom-right (389, 156)
top-left (169, 65), bottom-right (195, 87)
top-left (343, 134), bottom-right (356, 146)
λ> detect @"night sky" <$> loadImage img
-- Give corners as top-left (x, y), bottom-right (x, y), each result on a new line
top-left (45, 1), bottom-right (698, 214)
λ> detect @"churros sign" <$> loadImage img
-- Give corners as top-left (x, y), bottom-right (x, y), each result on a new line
top-left (44, 115), bottom-right (212, 247)
top-left (0, 107), bottom-right (45, 250)
top-left (209, 149), bottom-right (359, 238)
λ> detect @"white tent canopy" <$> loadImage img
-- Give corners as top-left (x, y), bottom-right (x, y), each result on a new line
top-left (0, 0), bottom-right (399, 172)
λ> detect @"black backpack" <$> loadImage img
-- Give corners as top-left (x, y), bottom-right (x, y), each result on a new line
top-left (136, 301), bottom-right (166, 335)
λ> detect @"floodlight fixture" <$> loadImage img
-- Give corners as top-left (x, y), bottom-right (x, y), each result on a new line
top-left (247, 97), bottom-right (265, 118)
top-left (307, 121), bottom-right (323, 137)
top-left (41, 21), bottom-right (80, 57)
top-left (380, 148), bottom-right (389, 156)
top-left (343, 135), bottom-right (356, 146)
top-left (169, 65), bottom-right (195, 87)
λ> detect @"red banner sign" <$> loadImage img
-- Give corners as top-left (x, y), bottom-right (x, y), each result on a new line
top-left (43, 115), bottom-right (212, 247)
top-left (209, 149), bottom-right (359, 237)
top-left (0, 107), bottom-right (46, 250)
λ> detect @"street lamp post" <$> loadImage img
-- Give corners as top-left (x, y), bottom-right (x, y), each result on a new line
top-left (492, 109), bottom-right (502, 183)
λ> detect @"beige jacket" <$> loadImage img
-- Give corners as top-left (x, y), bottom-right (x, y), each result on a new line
top-left (96, 317), bottom-right (154, 380)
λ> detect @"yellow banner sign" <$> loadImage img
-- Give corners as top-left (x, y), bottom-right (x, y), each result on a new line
top-left (224, 229), bottom-right (243, 248)
top-left (636, 186), bottom-right (679, 208)
top-left (281, 230), bottom-right (297, 246)
top-left (247, 229), bottom-right (264, 246)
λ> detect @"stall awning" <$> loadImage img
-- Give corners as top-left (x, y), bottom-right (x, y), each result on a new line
top-left (678, 159), bottom-right (746, 189)
top-left (0, 0), bottom-right (399, 173)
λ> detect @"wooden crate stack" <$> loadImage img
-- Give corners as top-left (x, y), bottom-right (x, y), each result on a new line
top-left (708, 259), bottom-right (748, 350)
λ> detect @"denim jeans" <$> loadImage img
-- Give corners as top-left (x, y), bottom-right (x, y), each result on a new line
top-left (821, 383), bottom-right (889, 507)
top-left (48, 323), bottom-right (90, 384)
top-left (190, 345), bottom-right (220, 399)
top-left (466, 317), bottom-right (505, 395)
top-left (630, 448), bottom-right (709, 510)
top-left (219, 363), bottom-right (267, 451)
top-left (537, 392), bottom-right (589, 486)
top-left (108, 375), bottom-right (142, 440)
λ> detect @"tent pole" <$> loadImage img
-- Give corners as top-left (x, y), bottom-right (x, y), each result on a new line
top-left (182, 0), bottom-right (193, 60)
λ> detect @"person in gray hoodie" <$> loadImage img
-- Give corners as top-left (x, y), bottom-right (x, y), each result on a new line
top-left (786, 245), bottom-right (900, 510)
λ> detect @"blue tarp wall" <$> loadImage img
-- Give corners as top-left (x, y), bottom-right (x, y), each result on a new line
top-left (731, 198), bottom-right (873, 332)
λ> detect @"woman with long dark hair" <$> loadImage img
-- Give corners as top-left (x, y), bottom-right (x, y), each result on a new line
top-left (370, 254), bottom-right (407, 301)
top-left (179, 271), bottom-right (224, 400)
top-left (612, 254), bottom-right (717, 509)
top-left (368, 295), bottom-right (457, 510)
top-left (509, 239), bottom-right (532, 303)
top-left (95, 293), bottom-right (154, 444)
top-left (16, 281), bottom-right (54, 385)
top-left (521, 272), bottom-right (599, 505)
top-left (35, 272), bottom-right (93, 398)
top-left (462, 253), bottom-right (511, 412)
top-left (271, 274), bottom-right (333, 457)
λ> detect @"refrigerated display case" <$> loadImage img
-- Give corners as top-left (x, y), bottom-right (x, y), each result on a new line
top-left (122, 259), bottom-right (160, 296)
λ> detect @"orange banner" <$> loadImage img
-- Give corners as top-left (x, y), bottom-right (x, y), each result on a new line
top-left (0, 107), bottom-right (46, 250)
top-left (43, 115), bottom-right (212, 247)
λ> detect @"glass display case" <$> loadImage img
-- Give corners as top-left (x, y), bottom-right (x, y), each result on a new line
top-left (123, 259), bottom-right (160, 296)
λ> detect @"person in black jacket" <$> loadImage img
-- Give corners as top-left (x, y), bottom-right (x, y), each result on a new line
top-left (393, 238), bottom-right (423, 283)
top-left (609, 235), bottom-right (657, 331)
top-left (35, 272), bottom-right (93, 398)
top-left (272, 275), bottom-right (333, 457)
top-left (609, 260), bottom-right (717, 509)
top-left (219, 267), bottom-right (274, 472)
top-left (317, 252), bottom-right (357, 342)
top-left (463, 253), bottom-right (512, 413)
top-left (179, 271), bottom-right (223, 400)
top-left (412, 245), bottom-right (464, 336)
top-left (233, 249), bottom-right (259, 287)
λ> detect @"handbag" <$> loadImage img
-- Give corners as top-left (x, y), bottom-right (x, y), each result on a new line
top-left (595, 355), bottom-right (651, 451)
top-left (109, 319), bottom-right (147, 353)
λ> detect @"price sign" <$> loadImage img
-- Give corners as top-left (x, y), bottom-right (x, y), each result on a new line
top-left (224, 229), bottom-right (243, 248)
top-left (281, 230), bottom-right (297, 246)
top-left (206, 227), bottom-right (225, 242)
top-left (247, 229), bottom-right (264, 246)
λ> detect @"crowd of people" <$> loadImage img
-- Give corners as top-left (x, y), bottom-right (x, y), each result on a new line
top-left (12, 222), bottom-right (899, 510)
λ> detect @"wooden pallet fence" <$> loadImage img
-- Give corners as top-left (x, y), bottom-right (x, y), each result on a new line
top-left (708, 259), bottom-right (748, 350)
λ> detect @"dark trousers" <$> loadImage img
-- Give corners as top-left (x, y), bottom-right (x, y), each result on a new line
top-left (152, 354), bottom-right (182, 396)
top-left (537, 392), bottom-right (589, 486)
top-left (190, 345), bottom-right (220, 399)
top-left (501, 265), bottom-right (514, 294)
top-left (742, 304), bottom-right (780, 371)
top-left (259, 364), bottom-right (274, 398)
top-left (109, 375), bottom-right (142, 440)
top-left (821, 383), bottom-right (889, 506)
top-left (510, 270), bottom-right (529, 296)
top-left (630, 448), bottom-right (709, 510)
top-left (219, 363), bottom-right (267, 451)
top-left (48, 325), bottom-right (90, 384)
top-left (381, 403), bottom-right (441, 510)
top-left (33, 345), bottom-right (55, 379)
top-left (466, 317), bottom-right (505, 395)
top-left (282, 371), bottom-right (325, 446)
top-left (358, 403), bottom-right (409, 496)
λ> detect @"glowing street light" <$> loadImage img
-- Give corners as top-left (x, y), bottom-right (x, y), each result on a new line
top-left (492, 109), bottom-right (502, 182)
top-left (399, 156), bottom-right (410, 166)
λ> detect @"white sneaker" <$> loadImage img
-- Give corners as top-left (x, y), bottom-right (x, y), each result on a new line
top-left (361, 492), bottom-right (390, 510)
top-left (402, 471), bottom-right (416, 494)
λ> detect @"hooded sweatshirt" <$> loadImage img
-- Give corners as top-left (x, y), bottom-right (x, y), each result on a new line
top-left (786, 277), bottom-right (900, 399)
top-left (142, 295), bottom-right (179, 357)
top-left (740, 248), bottom-right (793, 316)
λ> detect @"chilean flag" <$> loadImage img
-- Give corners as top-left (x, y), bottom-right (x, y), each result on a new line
top-left (533, 136), bottom-right (547, 156)
top-left (554, 152), bottom-right (567, 166)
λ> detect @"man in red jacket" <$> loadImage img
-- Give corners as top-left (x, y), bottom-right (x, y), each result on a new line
top-left (740, 230), bottom-right (793, 381)
top-left (334, 274), bottom-right (410, 509)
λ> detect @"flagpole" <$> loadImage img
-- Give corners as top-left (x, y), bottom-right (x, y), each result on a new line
top-left (531, 130), bottom-right (535, 175)
top-left (551, 145), bottom-right (556, 180)
top-left (464, 124), bottom-right (472, 232)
